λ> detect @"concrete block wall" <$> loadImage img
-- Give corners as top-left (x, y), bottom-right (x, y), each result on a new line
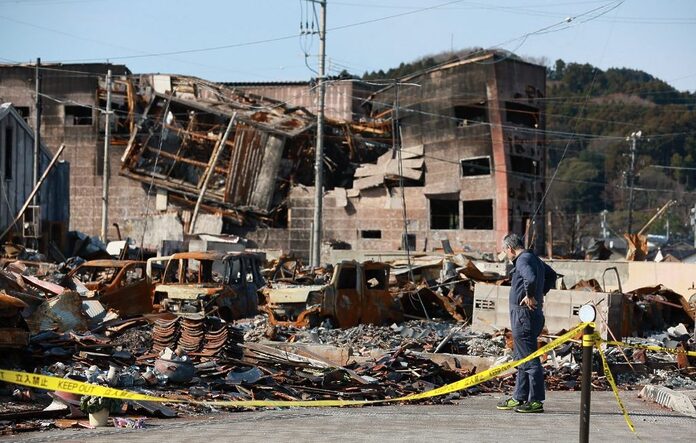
top-left (0, 64), bottom-right (150, 239)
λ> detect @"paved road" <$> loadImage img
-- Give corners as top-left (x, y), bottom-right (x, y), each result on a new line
top-left (4, 391), bottom-right (694, 442)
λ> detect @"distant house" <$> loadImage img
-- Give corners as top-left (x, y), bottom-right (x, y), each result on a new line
top-left (0, 103), bottom-right (70, 251)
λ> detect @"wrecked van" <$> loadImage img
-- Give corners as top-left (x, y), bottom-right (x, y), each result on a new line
top-left (152, 251), bottom-right (265, 321)
top-left (262, 261), bottom-right (404, 328)
top-left (67, 260), bottom-right (153, 316)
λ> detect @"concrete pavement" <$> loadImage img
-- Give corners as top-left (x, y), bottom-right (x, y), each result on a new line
top-left (4, 391), bottom-right (695, 442)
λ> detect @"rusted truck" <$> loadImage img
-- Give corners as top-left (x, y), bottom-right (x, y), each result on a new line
top-left (67, 260), bottom-right (153, 316)
top-left (151, 251), bottom-right (265, 321)
top-left (262, 261), bottom-right (404, 328)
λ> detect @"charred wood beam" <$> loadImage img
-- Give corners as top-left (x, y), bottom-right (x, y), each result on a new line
top-left (142, 146), bottom-right (229, 175)
top-left (164, 113), bottom-right (197, 178)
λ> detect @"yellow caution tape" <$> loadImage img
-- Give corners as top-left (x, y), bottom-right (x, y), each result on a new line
top-left (582, 334), bottom-right (597, 347)
top-left (602, 340), bottom-right (696, 358)
top-left (396, 322), bottom-right (590, 402)
top-left (0, 322), bottom-right (591, 408)
top-left (0, 370), bottom-right (171, 402)
top-left (0, 369), bottom-right (372, 408)
top-left (596, 343), bottom-right (636, 434)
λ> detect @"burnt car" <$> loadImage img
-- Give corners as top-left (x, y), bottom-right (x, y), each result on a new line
top-left (262, 260), bottom-right (404, 328)
top-left (151, 251), bottom-right (265, 321)
top-left (66, 260), bottom-right (153, 316)
top-left (0, 291), bottom-right (30, 349)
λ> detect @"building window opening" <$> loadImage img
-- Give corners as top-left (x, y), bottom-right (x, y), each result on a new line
top-left (510, 155), bottom-right (539, 176)
top-left (505, 102), bottom-right (538, 128)
top-left (64, 105), bottom-right (93, 126)
top-left (361, 230), bottom-right (382, 239)
top-left (430, 199), bottom-right (459, 230)
top-left (15, 106), bottom-right (30, 123)
top-left (462, 199), bottom-right (494, 230)
top-left (460, 157), bottom-right (491, 177)
top-left (454, 102), bottom-right (487, 126)
top-left (4, 126), bottom-right (13, 179)
top-left (402, 233), bottom-right (416, 251)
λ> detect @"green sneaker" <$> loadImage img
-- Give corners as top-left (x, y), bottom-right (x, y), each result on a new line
top-left (496, 397), bottom-right (523, 410)
top-left (514, 401), bottom-right (544, 413)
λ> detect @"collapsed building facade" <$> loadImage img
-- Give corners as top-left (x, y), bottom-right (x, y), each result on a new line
top-left (274, 53), bottom-right (547, 258)
top-left (0, 53), bottom-right (546, 259)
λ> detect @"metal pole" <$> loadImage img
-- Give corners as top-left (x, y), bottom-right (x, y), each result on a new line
top-left (546, 211), bottom-right (553, 259)
top-left (32, 57), bottom-right (41, 203)
top-left (601, 209), bottom-right (608, 239)
top-left (626, 133), bottom-right (638, 234)
top-left (692, 204), bottom-right (696, 248)
top-left (579, 323), bottom-right (595, 443)
top-left (101, 69), bottom-right (112, 242)
top-left (311, 0), bottom-right (327, 267)
top-left (189, 113), bottom-right (236, 235)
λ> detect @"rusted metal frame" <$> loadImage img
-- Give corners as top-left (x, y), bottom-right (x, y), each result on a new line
top-left (223, 126), bottom-right (245, 202)
top-left (227, 125), bottom-right (254, 206)
top-left (153, 92), bottom-right (307, 138)
top-left (142, 146), bottom-right (228, 175)
top-left (242, 129), bottom-right (270, 202)
top-left (241, 129), bottom-right (263, 204)
top-left (244, 132), bottom-right (264, 203)
top-left (233, 126), bottom-right (255, 205)
top-left (164, 113), bottom-right (197, 178)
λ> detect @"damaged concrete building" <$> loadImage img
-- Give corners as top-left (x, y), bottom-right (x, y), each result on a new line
top-left (0, 63), bottom-right (145, 239)
top-left (0, 52), bottom-right (546, 260)
top-left (279, 53), bottom-right (547, 258)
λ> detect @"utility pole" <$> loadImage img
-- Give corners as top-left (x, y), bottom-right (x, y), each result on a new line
top-left (101, 70), bottom-right (112, 242)
top-left (546, 211), bottom-right (553, 259)
top-left (601, 209), bottom-right (608, 239)
top-left (690, 203), bottom-right (696, 248)
top-left (626, 131), bottom-right (641, 234)
top-left (310, 0), bottom-right (327, 267)
top-left (32, 58), bottom-right (41, 204)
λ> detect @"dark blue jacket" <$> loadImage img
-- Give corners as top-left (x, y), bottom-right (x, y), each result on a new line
top-left (509, 250), bottom-right (547, 311)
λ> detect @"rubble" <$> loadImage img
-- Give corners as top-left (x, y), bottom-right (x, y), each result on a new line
top-left (0, 246), bottom-right (694, 437)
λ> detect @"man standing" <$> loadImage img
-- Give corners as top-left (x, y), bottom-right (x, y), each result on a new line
top-left (496, 233), bottom-right (549, 413)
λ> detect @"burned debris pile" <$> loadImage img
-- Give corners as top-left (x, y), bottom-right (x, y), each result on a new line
top-left (0, 247), bottom-right (694, 435)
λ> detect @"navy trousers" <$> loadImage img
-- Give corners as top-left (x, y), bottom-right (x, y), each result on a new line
top-left (510, 307), bottom-right (545, 403)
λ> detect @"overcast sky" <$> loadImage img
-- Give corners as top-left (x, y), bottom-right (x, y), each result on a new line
top-left (1, 0), bottom-right (695, 91)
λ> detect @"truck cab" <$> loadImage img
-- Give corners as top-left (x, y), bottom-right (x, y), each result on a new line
top-left (151, 251), bottom-right (265, 321)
